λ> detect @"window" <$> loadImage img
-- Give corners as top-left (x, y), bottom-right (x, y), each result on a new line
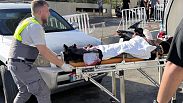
top-left (0, 9), bottom-right (29, 35)
top-left (44, 9), bottom-right (74, 33)
top-left (0, 9), bottom-right (74, 36)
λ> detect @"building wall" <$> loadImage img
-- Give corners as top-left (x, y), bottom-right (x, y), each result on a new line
top-left (48, 0), bottom-right (166, 17)
top-left (47, 1), bottom-right (112, 16)
top-left (130, 0), bottom-right (138, 8)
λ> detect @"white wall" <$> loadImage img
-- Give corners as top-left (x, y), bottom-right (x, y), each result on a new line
top-left (47, 1), bottom-right (112, 17)
top-left (130, 0), bottom-right (138, 8)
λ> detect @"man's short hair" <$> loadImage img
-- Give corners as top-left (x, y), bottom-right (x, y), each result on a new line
top-left (31, 0), bottom-right (49, 15)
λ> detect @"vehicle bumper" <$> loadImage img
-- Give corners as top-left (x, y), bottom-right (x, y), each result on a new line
top-left (37, 67), bottom-right (107, 94)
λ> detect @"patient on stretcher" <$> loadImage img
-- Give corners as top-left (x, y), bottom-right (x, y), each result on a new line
top-left (62, 28), bottom-right (158, 66)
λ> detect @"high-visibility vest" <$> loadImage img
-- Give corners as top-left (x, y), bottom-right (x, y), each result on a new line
top-left (13, 17), bottom-right (40, 41)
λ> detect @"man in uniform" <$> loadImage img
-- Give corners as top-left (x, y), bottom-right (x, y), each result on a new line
top-left (7, 0), bottom-right (74, 103)
top-left (154, 19), bottom-right (183, 102)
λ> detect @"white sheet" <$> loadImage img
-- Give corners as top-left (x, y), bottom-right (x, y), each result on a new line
top-left (96, 36), bottom-right (156, 60)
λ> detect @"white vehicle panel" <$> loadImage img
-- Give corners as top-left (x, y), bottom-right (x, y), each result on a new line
top-left (45, 30), bottom-right (101, 53)
top-left (0, 36), bottom-right (12, 63)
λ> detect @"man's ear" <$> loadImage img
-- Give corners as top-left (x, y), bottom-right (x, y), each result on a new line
top-left (63, 44), bottom-right (68, 50)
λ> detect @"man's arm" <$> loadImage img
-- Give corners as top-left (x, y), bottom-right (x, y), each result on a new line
top-left (36, 45), bottom-right (74, 72)
top-left (157, 61), bottom-right (183, 103)
top-left (36, 44), bottom-right (63, 67)
top-left (29, 24), bottom-right (73, 71)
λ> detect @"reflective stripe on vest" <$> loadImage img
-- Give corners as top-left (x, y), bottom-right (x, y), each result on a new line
top-left (13, 17), bottom-right (40, 41)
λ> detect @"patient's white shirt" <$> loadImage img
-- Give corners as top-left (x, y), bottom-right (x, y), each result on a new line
top-left (96, 36), bottom-right (156, 60)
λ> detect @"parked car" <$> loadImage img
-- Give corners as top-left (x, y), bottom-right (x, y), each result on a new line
top-left (0, 2), bottom-right (106, 103)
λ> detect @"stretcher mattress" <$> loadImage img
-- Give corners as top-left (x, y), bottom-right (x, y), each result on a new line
top-left (69, 57), bottom-right (144, 67)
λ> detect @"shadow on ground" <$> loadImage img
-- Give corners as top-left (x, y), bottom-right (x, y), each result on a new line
top-left (89, 17), bottom-right (122, 27)
top-left (51, 76), bottom-right (158, 103)
top-left (0, 76), bottom-right (183, 103)
top-left (53, 75), bottom-right (183, 103)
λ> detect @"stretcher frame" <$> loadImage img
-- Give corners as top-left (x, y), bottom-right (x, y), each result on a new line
top-left (73, 56), bottom-right (167, 103)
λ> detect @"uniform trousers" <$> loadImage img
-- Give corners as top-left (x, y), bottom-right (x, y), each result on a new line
top-left (8, 61), bottom-right (51, 103)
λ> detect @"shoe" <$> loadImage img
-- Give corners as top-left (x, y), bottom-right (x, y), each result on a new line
top-left (153, 100), bottom-right (158, 103)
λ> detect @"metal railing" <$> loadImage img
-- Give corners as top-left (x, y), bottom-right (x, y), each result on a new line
top-left (63, 13), bottom-right (105, 37)
top-left (154, 4), bottom-right (165, 21)
top-left (63, 13), bottom-right (90, 34)
top-left (154, 0), bottom-right (169, 21)
top-left (118, 7), bottom-right (147, 31)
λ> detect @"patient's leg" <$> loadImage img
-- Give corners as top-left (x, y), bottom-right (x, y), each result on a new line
top-left (157, 61), bottom-right (183, 103)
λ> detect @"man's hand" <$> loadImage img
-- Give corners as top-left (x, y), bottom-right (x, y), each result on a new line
top-left (36, 45), bottom-right (74, 72)
top-left (61, 63), bottom-right (74, 72)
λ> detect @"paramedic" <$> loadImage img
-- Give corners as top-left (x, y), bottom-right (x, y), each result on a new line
top-left (155, 19), bottom-right (183, 103)
top-left (7, 0), bottom-right (74, 103)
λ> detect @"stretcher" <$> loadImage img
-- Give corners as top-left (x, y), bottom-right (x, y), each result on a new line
top-left (69, 54), bottom-right (167, 103)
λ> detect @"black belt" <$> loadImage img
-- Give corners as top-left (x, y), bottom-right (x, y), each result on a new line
top-left (8, 58), bottom-right (35, 63)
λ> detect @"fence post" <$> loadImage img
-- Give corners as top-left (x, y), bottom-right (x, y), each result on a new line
top-left (63, 13), bottom-right (90, 34)
top-left (120, 7), bottom-right (146, 31)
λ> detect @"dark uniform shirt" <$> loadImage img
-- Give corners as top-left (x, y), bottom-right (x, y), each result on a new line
top-left (123, 0), bottom-right (130, 9)
top-left (167, 18), bottom-right (183, 67)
